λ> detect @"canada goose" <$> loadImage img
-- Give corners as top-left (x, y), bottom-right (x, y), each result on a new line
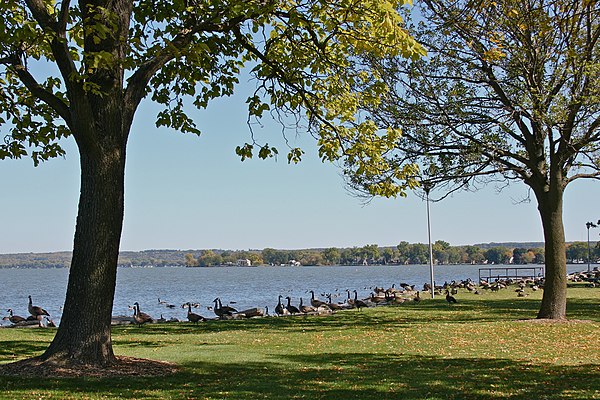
top-left (132, 302), bottom-right (153, 326)
top-left (6, 309), bottom-right (26, 324)
top-left (386, 284), bottom-right (400, 295)
top-left (353, 290), bottom-right (369, 311)
top-left (346, 290), bottom-right (356, 307)
top-left (159, 298), bottom-right (176, 308)
top-left (445, 290), bottom-right (458, 304)
top-left (286, 297), bottom-right (300, 314)
top-left (28, 295), bottom-right (50, 319)
top-left (275, 295), bottom-right (286, 316)
top-left (213, 298), bottom-right (236, 318)
top-left (186, 302), bottom-right (206, 323)
top-left (413, 291), bottom-right (421, 303)
top-left (299, 297), bottom-right (316, 314)
top-left (38, 316), bottom-right (56, 327)
top-left (309, 290), bottom-right (327, 308)
top-left (325, 294), bottom-right (343, 311)
top-left (217, 298), bottom-right (237, 314)
top-left (370, 292), bottom-right (387, 305)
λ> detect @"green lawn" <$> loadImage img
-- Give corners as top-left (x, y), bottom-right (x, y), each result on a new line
top-left (1, 287), bottom-right (599, 399)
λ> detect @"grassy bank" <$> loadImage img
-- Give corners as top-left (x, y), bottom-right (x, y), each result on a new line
top-left (1, 287), bottom-right (599, 399)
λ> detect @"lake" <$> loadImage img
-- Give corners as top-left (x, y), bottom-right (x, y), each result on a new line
top-left (0, 264), bottom-right (585, 326)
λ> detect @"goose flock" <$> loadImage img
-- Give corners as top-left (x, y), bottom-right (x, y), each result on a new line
top-left (3, 269), bottom-right (597, 328)
top-left (117, 275), bottom-right (551, 325)
top-left (1, 295), bottom-right (56, 327)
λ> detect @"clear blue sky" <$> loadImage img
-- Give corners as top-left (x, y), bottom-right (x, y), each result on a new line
top-left (1, 75), bottom-right (599, 254)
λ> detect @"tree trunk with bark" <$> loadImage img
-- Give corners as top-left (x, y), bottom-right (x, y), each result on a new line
top-left (534, 177), bottom-right (568, 320)
top-left (38, 99), bottom-right (129, 365)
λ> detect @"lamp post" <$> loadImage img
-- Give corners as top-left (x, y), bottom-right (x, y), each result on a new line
top-left (586, 221), bottom-right (599, 272)
top-left (423, 181), bottom-right (435, 299)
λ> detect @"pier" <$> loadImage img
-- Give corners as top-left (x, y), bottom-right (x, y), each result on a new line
top-left (479, 266), bottom-right (544, 282)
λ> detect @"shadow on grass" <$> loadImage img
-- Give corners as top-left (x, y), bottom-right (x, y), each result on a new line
top-left (0, 340), bottom-right (48, 359)
top-left (0, 353), bottom-right (599, 399)
top-left (110, 295), bottom-right (599, 339)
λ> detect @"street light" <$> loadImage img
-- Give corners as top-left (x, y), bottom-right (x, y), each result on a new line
top-left (586, 220), bottom-right (600, 272)
top-left (423, 181), bottom-right (435, 299)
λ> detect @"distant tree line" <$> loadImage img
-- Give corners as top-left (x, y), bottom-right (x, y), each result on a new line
top-left (1, 241), bottom-right (598, 268)
top-left (185, 241), bottom-right (600, 267)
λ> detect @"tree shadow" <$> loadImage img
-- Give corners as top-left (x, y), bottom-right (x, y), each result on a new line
top-left (0, 340), bottom-right (48, 359)
top-left (0, 353), bottom-right (598, 399)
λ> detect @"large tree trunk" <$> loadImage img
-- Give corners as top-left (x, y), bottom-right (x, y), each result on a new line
top-left (535, 180), bottom-right (567, 320)
top-left (40, 130), bottom-right (126, 366)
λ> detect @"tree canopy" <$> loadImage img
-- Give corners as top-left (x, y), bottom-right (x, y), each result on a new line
top-left (1, 0), bottom-right (425, 166)
top-left (337, 0), bottom-right (600, 319)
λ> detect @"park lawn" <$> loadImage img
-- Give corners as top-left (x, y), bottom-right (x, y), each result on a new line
top-left (0, 287), bottom-right (599, 399)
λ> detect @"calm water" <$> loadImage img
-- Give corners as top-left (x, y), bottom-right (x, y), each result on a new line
top-left (0, 264), bottom-right (585, 326)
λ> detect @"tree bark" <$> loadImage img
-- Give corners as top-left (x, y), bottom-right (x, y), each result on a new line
top-left (534, 180), bottom-right (567, 320)
top-left (39, 126), bottom-right (126, 365)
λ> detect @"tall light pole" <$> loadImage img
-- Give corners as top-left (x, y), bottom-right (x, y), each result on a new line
top-left (423, 181), bottom-right (435, 299)
top-left (586, 221), bottom-right (599, 272)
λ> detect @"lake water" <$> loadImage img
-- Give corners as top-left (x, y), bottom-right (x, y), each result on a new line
top-left (0, 264), bottom-right (586, 326)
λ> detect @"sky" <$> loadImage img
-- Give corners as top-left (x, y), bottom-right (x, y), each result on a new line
top-left (1, 74), bottom-right (599, 254)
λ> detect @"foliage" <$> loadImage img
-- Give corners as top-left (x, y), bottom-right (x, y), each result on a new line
top-left (0, 0), bottom-right (425, 170)
top-left (343, 0), bottom-right (600, 197)
top-left (3, 241), bottom-right (593, 268)
top-left (566, 242), bottom-right (593, 262)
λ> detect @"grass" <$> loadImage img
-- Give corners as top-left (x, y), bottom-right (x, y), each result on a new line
top-left (1, 287), bottom-right (599, 399)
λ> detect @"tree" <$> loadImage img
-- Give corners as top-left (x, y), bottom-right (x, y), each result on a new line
top-left (432, 240), bottom-right (450, 264)
top-left (485, 247), bottom-right (512, 264)
top-left (381, 247), bottom-right (397, 264)
top-left (465, 246), bottom-right (485, 264)
top-left (513, 248), bottom-right (533, 264)
top-left (566, 242), bottom-right (589, 263)
top-left (322, 247), bottom-right (341, 265)
top-left (184, 253), bottom-right (198, 267)
top-left (198, 250), bottom-right (222, 267)
top-left (358, 244), bottom-right (380, 264)
top-left (408, 243), bottom-right (429, 264)
top-left (0, 0), bottom-right (423, 369)
top-left (533, 248), bottom-right (545, 264)
top-left (262, 248), bottom-right (289, 265)
top-left (342, 0), bottom-right (600, 319)
top-left (396, 241), bottom-right (410, 264)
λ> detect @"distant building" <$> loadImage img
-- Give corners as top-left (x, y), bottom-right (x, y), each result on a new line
top-left (237, 259), bottom-right (252, 267)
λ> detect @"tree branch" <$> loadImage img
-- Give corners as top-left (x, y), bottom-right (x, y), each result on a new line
top-left (3, 57), bottom-right (72, 127)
